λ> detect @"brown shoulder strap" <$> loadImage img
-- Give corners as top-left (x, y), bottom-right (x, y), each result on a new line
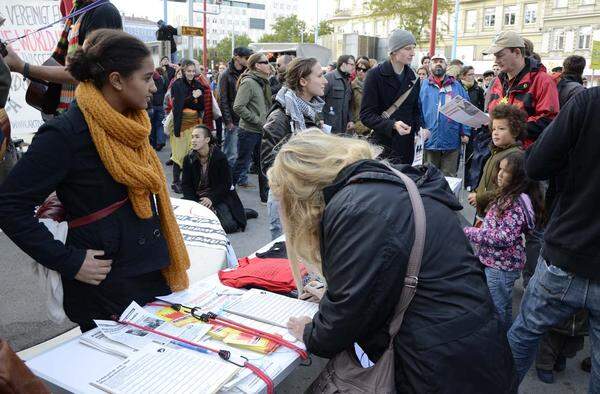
top-left (383, 164), bottom-right (426, 343)
top-left (382, 78), bottom-right (417, 119)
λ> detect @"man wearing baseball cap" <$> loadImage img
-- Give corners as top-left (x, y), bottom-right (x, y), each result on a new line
top-left (484, 31), bottom-right (559, 148)
top-left (359, 29), bottom-right (423, 164)
top-left (419, 52), bottom-right (471, 177)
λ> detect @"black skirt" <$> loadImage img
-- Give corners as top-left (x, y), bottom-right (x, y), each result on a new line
top-left (62, 270), bottom-right (171, 332)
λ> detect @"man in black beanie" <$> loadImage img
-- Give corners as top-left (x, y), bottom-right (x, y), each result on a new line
top-left (360, 29), bottom-right (424, 164)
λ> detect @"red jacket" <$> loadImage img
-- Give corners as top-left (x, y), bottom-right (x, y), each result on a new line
top-left (488, 58), bottom-right (559, 148)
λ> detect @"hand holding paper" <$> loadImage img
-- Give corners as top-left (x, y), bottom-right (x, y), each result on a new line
top-left (439, 96), bottom-right (490, 128)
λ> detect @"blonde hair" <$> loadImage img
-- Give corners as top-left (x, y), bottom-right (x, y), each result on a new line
top-left (267, 129), bottom-right (381, 292)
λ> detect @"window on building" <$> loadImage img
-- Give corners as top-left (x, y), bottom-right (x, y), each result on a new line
top-left (504, 5), bottom-right (517, 26)
top-left (248, 2), bottom-right (266, 9)
top-left (580, 0), bottom-right (595, 4)
top-left (249, 18), bottom-right (265, 30)
top-left (553, 29), bottom-right (565, 50)
top-left (555, 0), bottom-right (568, 7)
top-left (465, 10), bottom-right (477, 32)
top-left (524, 4), bottom-right (537, 24)
top-left (484, 8), bottom-right (496, 28)
top-left (578, 26), bottom-right (592, 49)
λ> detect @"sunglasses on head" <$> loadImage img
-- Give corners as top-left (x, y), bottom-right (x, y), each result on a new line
top-left (257, 60), bottom-right (269, 64)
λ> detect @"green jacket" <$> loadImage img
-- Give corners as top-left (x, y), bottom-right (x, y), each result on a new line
top-left (475, 143), bottom-right (522, 216)
top-left (232, 71), bottom-right (272, 134)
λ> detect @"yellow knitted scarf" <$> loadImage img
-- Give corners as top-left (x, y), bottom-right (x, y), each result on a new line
top-left (75, 82), bottom-right (190, 291)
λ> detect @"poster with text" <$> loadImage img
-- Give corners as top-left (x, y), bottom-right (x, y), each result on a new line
top-left (0, 0), bottom-right (62, 137)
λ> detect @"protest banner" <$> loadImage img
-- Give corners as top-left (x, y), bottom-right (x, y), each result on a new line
top-left (0, 1), bottom-right (62, 137)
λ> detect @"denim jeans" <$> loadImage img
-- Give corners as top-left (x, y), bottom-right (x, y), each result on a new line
top-left (222, 126), bottom-right (239, 169)
top-left (484, 267), bottom-right (521, 331)
top-left (508, 255), bottom-right (600, 392)
top-left (232, 129), bottom-right (261, 186)
top-left (267, 189), bottom-right (283, 240)
top-left (149, 106), bottom-right (166, 148)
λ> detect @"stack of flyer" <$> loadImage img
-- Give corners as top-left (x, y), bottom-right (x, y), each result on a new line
top-left (79, 330), bottom-right (136, 358)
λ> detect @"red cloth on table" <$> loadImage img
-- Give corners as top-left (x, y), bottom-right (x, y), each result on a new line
top-left (219, 257), bottom-right (306, 294)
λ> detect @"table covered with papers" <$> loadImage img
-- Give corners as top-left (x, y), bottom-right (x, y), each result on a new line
top-left (26, 237), bottom-right (310, 394)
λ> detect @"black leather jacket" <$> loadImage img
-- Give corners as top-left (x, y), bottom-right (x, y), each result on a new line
top-left (260, 101), bottom-right (318, 176)
top-left (218, 60), bottom-right (244, 126)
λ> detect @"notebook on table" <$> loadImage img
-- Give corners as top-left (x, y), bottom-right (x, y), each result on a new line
top-left (223, 288), bottom-right (319, 328)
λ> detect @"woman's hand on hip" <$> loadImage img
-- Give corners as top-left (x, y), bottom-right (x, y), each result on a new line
top-left (199, 197), bottom-right (212, 208)
top-left (287, 316), bottom-right (312, 342)
top-left (75, 250), bottom-right (112, 285)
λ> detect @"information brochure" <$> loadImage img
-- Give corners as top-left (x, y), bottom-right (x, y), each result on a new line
top-left (93, 302), bottom-right (211, 350)
top-left (439, 95), bottom-right (490, 128)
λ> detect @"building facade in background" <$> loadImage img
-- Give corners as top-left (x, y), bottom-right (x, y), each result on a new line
top-left (197, 0), bottom-right (299, 45)
top-left (445, 0), bottom-right (600, 78)
top-left (326, 0), bottom-right (600, 81)
top-left (328, 0), bottom-right (402, 38)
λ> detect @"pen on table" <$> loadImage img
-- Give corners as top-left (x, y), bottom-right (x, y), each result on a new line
top-left (173, 341), bottom-right (210, 355)
top-left (217, 291), bottom-right (244, 296)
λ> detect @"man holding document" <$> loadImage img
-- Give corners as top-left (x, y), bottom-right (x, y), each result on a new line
top-left (420, 54), bottom-right (472, 177)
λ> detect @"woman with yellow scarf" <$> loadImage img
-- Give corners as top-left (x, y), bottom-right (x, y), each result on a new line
top-left (0, 29), bottom-right (189, 331)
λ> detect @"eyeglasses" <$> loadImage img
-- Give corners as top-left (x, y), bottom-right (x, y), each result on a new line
top-left (357, 67), bottom-right (367, 72)
top-left (257, 60), bottom-right (269, 65)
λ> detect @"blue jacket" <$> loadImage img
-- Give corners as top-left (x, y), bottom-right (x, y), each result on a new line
top-left (420, 75), bottom-right (471, 151)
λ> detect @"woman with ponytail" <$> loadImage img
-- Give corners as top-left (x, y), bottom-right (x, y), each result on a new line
top-left (0, 29), bottom-right (189, 331)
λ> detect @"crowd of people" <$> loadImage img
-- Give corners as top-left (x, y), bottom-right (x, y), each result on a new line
top-left (0, 0), bottom-right (598, 392)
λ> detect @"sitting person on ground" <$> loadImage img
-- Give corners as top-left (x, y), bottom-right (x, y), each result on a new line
top-left (464, 151), bottom-right (545, 331)
top-left (468, 104), bottom-right (524, 217)
top-left (182, 125), bottom-right (246, 233)
top-left (273, 130), bottom-right (517, 392)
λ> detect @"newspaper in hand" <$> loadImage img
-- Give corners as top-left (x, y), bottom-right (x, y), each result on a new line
top-left (412, 130), bottom-right (425, 166)
top-left (439, 95), bottom-right (490, 128)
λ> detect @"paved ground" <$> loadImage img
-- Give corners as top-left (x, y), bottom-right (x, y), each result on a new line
top-left (0, 143), bottom-right (589, 392)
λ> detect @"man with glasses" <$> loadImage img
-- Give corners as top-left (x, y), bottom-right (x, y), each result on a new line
top-left (322, 55), bottom-right (355, 134)
top-left (351, 58), bottom-right (371, 136)
top-left (270, 54), bottom-right (293, 99)
top-left (360, 29), bottom-right (424, 164)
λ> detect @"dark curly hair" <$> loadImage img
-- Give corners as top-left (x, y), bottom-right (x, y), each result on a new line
top-left (490, 104), bottom-right (527, 141)
top-left (494, 150), bottom-right (547, 228)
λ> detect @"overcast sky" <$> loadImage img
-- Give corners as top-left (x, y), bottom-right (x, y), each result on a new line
top-left (111, 0), bottom-right (336, 29)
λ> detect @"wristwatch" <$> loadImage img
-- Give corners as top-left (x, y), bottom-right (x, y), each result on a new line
top-left (23, 62), bottom-right (30, 80)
